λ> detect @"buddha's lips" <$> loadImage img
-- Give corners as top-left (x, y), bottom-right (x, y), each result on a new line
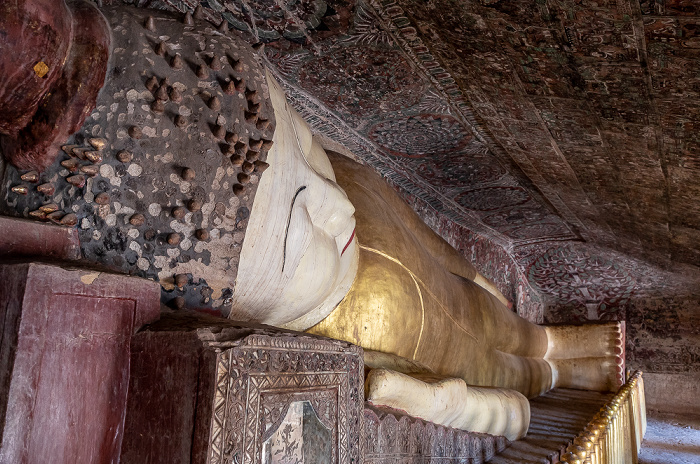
top-left (341, 228), bottom-right (356, 256)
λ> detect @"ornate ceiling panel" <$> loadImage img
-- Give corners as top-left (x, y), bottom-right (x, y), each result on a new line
top-left (141, 0), bottom-right (579, 249)
top-left (133, 0), bottom-right (700, 306)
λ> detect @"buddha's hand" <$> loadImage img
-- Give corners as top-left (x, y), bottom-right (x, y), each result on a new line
top-left (365, 368), bottom-right (530, 441)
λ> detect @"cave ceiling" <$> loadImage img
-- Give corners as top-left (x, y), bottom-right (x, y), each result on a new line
top-left (135, 0), bottom-right (700, 303)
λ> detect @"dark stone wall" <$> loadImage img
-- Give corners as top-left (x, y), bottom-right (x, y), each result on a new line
top-left (626, 295), bottom-right (700, 415)
top-left (626, 295), bottom-right (700, 376)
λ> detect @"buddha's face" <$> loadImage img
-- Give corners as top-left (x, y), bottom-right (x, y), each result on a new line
top-left (229, 73), bottom-right (358, 328)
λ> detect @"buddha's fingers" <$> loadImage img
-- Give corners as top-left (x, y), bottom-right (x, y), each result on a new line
top-left (365, 368), bottom-right (530, 441)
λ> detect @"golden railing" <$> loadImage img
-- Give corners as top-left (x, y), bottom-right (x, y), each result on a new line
top-left (560, 371), bottom-right (646, 464)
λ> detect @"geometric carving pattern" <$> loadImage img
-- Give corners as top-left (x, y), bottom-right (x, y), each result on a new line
top-left (456, 187), bottom-right (531, 212)
top-left (362, 405), bottom-right (509, 464)
top-left (208, 334), bottom-right (363, 464)
top-left (298, 45), bottom-right (426, 117)
top-left (482, 207), bottom-right (551, 229)
top-left (503, 222), bottom-right (573, 240)
top-left (369, 115), bottom-right (472, 158)
top-left (414, 153), bottom-right (506, 188)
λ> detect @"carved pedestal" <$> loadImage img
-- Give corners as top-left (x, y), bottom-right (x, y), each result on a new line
top-left (0, 262), bottom-right (160, 464)
top-left (363, 404), bottom-right (509, 464)
top-left (120, 312), bottom-right (364, 464)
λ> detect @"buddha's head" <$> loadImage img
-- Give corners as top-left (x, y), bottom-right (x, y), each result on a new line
top-left (0, 4), bottom-right (358, 323)
top-left (230, 73), bottom-right (358, 329)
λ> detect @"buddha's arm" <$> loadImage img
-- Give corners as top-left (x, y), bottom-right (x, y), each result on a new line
top-left (397, 211), bottom-right (512, 308)
top-left (322, 150), bottom-right (510, 307)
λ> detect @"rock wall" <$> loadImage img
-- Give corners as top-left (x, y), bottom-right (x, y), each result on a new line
top-left (626, 295), bottom-right (700, 416)
top-left (626, 295), bottom-right (700, 376)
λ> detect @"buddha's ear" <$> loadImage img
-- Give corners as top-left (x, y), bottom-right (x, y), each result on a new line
top-left (306, 137), bottom-right (336, 181)
top-left (289, 107), bottom-right (314, 157)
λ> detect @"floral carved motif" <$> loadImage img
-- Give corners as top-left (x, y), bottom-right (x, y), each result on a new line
top-left (369, 114), bottom-right (472, 158)
top-left (206, 334), bottom-right (363, 464)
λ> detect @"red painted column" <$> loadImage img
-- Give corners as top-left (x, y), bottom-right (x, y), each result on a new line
top-left (0, 216), bottom-right (80, 261)
top-left (0, 262), bottom-right (160, 464)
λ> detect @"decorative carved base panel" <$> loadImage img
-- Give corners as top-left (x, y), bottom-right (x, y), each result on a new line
top-left (363, 404), bottom-right (510, 464)
top-left (209, 335), bottom-right (362, 464)
top-left (121, 312), bottom-right (363, 464)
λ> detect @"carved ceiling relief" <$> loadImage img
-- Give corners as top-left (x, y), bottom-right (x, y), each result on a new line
top-left (374, 0), bottom-right (698, 291)
top-left (527, 245), bottom-right (637, 322)
top-left (412, 148), bottom-right (507, 195)
top-left (296, 45), bottom-right (427, 121)
top-left (78, 1), bottom-right (700, 314)
top-left (644, 15), bottom-right (700, 266)
top-left (262, 0), bottom-right (576, 244)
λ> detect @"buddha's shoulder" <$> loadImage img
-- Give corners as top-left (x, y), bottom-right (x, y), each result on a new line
top-left (357, 243), bottom-right (412, 275)
top-left (327, 151), bottom-right (397, 201)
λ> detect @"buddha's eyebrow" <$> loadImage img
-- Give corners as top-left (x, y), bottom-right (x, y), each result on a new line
top-left (282, 185), bottom-right (307, 272)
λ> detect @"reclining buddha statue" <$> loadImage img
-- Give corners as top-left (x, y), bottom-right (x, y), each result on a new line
top-left (0, 0), bottom-right (623, 442)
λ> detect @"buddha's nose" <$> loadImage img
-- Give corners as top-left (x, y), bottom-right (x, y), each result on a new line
top-left (306, 177), bottom-right (356, 238)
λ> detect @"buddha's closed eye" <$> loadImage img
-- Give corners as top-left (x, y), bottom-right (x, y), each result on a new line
top-left (282, 185), bottom-right (307, 272)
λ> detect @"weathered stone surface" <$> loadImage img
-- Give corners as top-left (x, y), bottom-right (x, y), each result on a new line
top-left (626, 295), bottom-right (700, 377)
top-left (642, 372), bottom-right (700, 417)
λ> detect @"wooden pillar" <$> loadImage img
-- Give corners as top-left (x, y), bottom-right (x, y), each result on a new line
top-left (0, 262), bottom-right (160, 464)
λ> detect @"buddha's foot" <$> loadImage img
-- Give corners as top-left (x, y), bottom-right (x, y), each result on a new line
top-left (544, 321), bottom-right (625, 392)
top-left (365, 368), bottom-right (530, 441)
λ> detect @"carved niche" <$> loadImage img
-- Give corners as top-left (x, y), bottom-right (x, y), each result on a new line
top-left (209, 334), bottom-right (363, 464)
top-left (120, 313), bottom-right (363, 464)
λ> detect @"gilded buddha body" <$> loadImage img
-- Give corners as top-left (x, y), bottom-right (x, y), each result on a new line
top-left (0, 2), bottom-right (623, 441)
top-left (234, 75), bottom-right (554, 397)
top-left (233, 76), bottom-right (622, 420)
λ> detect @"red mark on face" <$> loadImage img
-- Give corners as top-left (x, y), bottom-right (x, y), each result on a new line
top-left (341, 228), bottom-right (356, 256)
